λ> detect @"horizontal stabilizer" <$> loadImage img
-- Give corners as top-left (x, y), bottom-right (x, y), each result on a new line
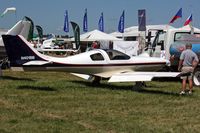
top-left (108, 72), bottom-right (180, 82)
top-left (37, 48), bottom-right (79, 52)
top-left (23, 60), bottom-right (51, 65)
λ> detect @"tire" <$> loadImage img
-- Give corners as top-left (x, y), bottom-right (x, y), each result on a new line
top-left (193, 69), bottom-right (200, 86)
top-left (92, 76), bottom-right (101, 85)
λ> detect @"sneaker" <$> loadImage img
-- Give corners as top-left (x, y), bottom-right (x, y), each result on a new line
top-left (179, 91), bottom-right (185, 95)
top-left (188, 91), bottom-right (192, 94)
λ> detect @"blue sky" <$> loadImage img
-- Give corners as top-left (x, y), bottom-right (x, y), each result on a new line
top-left (0, 0), bottom-right (199, 35)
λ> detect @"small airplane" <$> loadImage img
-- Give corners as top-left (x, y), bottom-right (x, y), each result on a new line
top-left (2, 35), bottom-right (180, 84)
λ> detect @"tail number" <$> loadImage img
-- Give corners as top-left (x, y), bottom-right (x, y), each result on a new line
top-left (21, 56), bottom-right (35, 60)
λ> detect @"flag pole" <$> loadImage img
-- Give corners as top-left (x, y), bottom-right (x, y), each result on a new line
top-left (189, 23), bottom-right (194, 35)
top-left (15, 10), bottom-right (17, 23)
top-left (122, 32), bottom-right (124, 40)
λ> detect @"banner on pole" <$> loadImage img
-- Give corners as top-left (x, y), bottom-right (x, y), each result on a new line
top-left (138, 9), bottom-right (146, 31)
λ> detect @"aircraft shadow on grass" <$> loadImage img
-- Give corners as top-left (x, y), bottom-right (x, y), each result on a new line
top-left (72, 80), bottom-right (180, 96)
top-left (1, 76), bottom-right (35, 82)
top-left (134, 87), bottom-right (180, 96)
top-left (17, 85), bottom-right (56, 91)
top-left (1, 75), bottom-right (180, 95)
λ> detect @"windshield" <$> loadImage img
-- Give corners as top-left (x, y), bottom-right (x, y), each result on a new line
top-left (174, 32), bottom-right (200, 42)
top-left (104, 49), bottom-right (130, 60)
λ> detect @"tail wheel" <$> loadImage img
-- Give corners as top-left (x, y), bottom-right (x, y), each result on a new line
top-left (193, 69), bottom-right (200, 86)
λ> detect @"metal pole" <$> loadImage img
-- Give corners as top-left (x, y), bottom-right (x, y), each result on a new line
top-left (0, 63), bottom-right (2, 78)
top-left (15, 10), bottom-right (17, 23)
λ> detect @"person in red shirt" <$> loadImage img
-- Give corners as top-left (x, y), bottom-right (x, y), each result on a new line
top-left (91, 41), bottom-right (100, 49)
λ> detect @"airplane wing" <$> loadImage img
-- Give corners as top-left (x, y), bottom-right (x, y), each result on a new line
top-left (23, 60), bottom-right (52, 65)
top-left (108, 72), bottom-right (180, 82)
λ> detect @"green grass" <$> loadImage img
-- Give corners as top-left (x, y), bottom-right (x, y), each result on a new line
top-left (0, 70), bottom-right (200, 133)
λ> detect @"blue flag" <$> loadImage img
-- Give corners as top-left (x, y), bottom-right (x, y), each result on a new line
top-left (118, 10), bottom-right (125, 33)
top-left (63, 10), bottom-right (69, 32)
top-left (83, 8), bottom-right (88, 32)
top-left (98, 12), bottom-right (104, 32)
top-left (138, 9), bottom-right (146, 31)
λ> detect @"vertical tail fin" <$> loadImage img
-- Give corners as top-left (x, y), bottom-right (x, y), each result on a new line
top-left (6, 20), bottom-right (31, 39)
top-left (2, 35), bottom-right (43, 67)
top-left (0, 18), bottom-right (32, 62)
top-left (0, 20), bottom-right (31, 47)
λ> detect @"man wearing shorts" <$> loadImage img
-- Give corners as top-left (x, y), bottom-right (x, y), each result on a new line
top-left (178, 43), bottom-right (199, 95)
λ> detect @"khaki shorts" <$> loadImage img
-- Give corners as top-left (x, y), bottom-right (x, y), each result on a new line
top-left (181, 66), bottom-right (194, 80)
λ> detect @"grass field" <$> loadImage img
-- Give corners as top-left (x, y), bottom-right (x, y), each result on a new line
top-left (0, 70), bottom-right (200, 133)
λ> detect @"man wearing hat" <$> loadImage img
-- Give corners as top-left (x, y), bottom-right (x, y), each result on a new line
top-left (178, 43), bottom-right (199, 95)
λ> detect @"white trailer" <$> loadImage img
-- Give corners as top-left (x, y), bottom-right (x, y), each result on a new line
top-left (147, 25), bottom-right (200, 86)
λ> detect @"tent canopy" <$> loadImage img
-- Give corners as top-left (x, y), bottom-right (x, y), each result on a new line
top-left (80, 29), bottom-right (122, 41)
top-left (110, 24), bottom-right (175, 37)
top-left (177, 25), bottom-right (200, 32)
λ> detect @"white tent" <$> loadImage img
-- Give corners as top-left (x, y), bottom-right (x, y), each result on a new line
top-left (80, 29), bottom-right (122, 41)
top-left (110, 24), bottom-right (175, 38)
top-left (176, 25), bottom-right (200, 32)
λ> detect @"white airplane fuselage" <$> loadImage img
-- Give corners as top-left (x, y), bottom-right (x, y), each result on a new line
top-left (19, 53), bottom-right (167, 78)
top-left (10, 35), bottom-right (168, 78)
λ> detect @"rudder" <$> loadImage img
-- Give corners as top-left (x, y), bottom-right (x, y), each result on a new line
top-left (2, 35), bottom-right (43, 67)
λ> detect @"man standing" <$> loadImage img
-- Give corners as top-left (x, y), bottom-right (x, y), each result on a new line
top-left (178, 43), bottom-right (199, 95)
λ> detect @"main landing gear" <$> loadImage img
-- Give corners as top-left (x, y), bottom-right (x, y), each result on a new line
top-left (92, 76), bottom-right (101, 85)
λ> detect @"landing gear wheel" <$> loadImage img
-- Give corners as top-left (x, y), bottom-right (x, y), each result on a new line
top-left (132, 82), bottom-right (146, 91)
top-left (92, 76), bottom-right (101, 85)
top-left (193, 69), bottom-right (200, 86)
top-left (135, 82), bottom-right (147, 87)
